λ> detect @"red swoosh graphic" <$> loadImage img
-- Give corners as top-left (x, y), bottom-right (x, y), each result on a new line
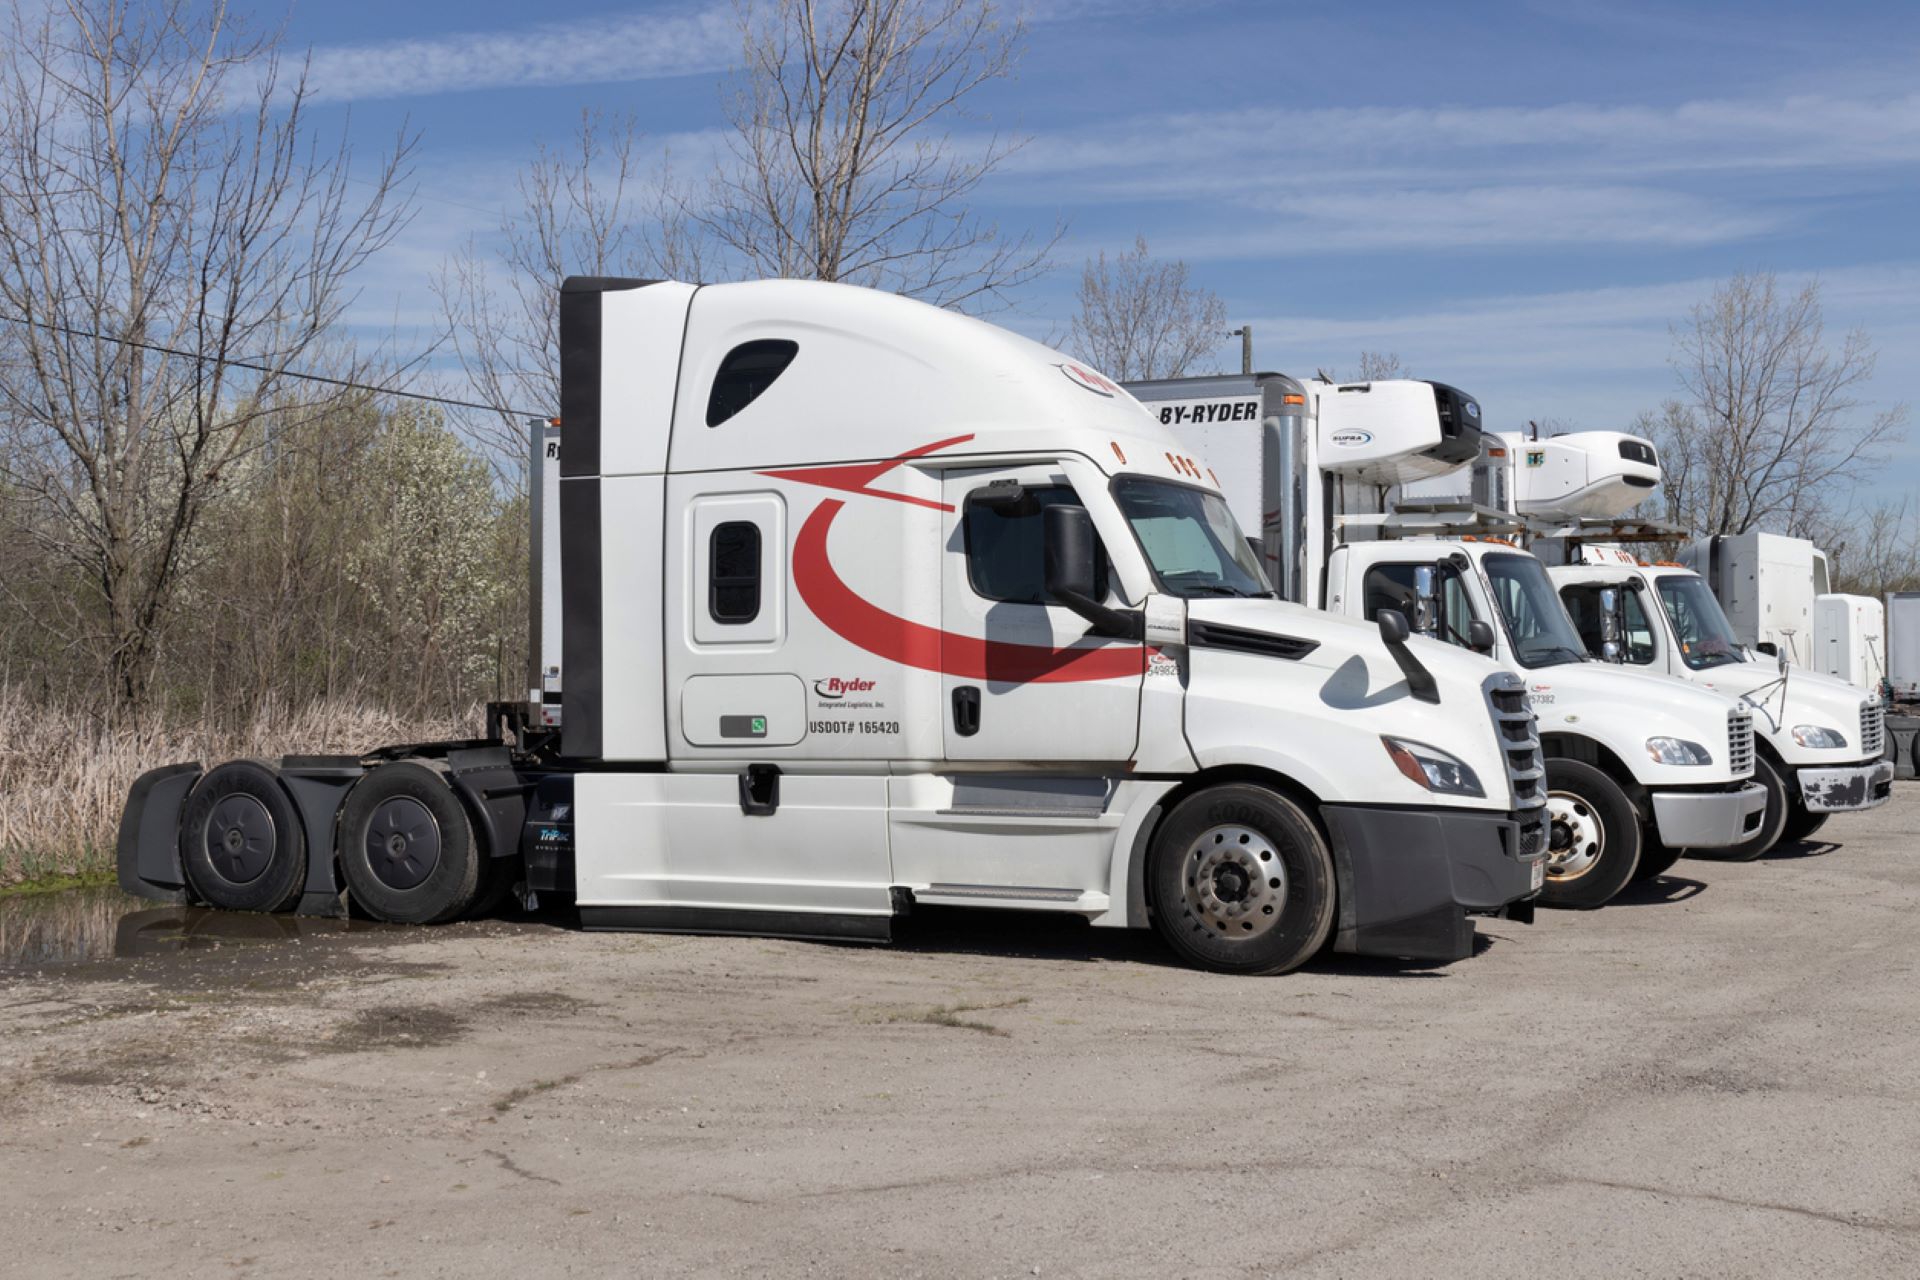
top-left (792, 499), bottom-right (1143, 684)
top-left (765, 436), bottom-right (1142, 684)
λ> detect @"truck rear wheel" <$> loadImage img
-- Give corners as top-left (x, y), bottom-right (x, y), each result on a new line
top-left (1781, 804), bottom-right (1830, 844)
top-left (1697, 756), bottom-right (1786, 862)
top-left (335, 761), bottom-right (484, 924)
top-left (1540, 758), bottom-right (1640, 908)
top-left (1148, 784), bottom-right (1334, 975)
top-left (177, 761), bottom-right (307, 914)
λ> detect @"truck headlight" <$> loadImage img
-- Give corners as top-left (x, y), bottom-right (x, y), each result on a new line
top-left (1381, 736), bottom-right (1485, 798)
top-left (1790, 725), bottom-right (1847, 749)
top-left (1645, 737), bottom-right (1713, 766)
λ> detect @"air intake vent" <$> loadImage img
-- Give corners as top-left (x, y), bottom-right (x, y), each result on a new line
top-left (1188, 622), bottom-right (1319, 661)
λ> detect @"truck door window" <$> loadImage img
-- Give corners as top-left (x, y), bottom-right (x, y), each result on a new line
top-left (708, 521), bottom-right (762, 623)
top-left (963, 485), bottom-right (1108, 604)
top-left (1361, 563), bottom-right (1475, 648)
top-left (1561, 585), bottom-right (1656, 664)
top-left (706, 339), bottom-right (799, 426)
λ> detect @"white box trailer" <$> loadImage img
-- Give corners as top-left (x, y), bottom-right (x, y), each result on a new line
top-left (1889, 591), bottom-right (1920, 700)
top-left (1814, 593), bottom-right (1887, 693)
top-left (112, 278), bottom-right (1547, 975)
top-left (1680, 532), bottom-right (1830, 665)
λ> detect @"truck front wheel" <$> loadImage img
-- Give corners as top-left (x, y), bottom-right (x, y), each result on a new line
top-left (1697, 756), bottom-right (1787, 862)
top-left (1540, 759), bottom-right (1641, 908)
top-left (1781, 804), bottom-right (1830, 844)
top-left (1148, 784), bottom-right (1335, 975)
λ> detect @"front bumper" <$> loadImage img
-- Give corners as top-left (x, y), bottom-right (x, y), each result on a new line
top-left (1649, 781), bottom-right (1767, 850)
top-left (1321, 805), bottom-right (1545, 963)
top-left (1797, 759), bottom-right (1895, 813)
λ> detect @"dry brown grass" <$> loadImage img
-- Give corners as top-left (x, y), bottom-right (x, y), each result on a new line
top-left (0, 688), bottom-right (471, 884)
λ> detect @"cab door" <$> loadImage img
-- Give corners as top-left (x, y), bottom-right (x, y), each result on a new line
top-left (938, 464), bottom-right (1144, 763)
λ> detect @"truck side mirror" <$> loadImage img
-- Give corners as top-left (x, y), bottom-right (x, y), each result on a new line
top-left (1043, 504), bottom-right (1137, 639)
top-left (1411, 565), bottom-right (1439, 638)
top-left (1375, 608), bottom-right (1439, 704)
top-left (1468, 619), bottom-right (1495, 653)
top-left (1598, 587), bottom-right (1624, 663)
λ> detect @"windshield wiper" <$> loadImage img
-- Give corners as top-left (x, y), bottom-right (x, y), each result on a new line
top-left (1527, 646), bottom-right (1590, 666)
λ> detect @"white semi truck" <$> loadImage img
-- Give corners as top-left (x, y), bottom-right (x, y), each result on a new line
top-left (1548, 545), bottom-right (1893, 845)
top-left (115, 277), bottom-right (1547, 976)
top-left (1128, 374), bottom-right (1767, 908)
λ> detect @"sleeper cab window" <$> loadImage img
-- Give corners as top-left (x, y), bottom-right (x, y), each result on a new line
top-left (706, 339), bottom-right (799, 426)
top-left (709, 521), bottom-right (761, 624)
top-left (963, 484), bottom-right (1108, 604)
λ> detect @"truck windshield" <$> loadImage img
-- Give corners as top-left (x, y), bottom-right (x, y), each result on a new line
top-left (1657, 574), bottom-right (1745, 669)
top-left (1483, 553), bottom-right (1590, 668)
top-left (1112, 477), bottom-right (1272, 599)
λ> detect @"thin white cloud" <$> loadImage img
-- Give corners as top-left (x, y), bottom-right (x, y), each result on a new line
top-left (298, 5), bottom-right (738, 104)
top-left (1224, 263), bottom-right (1920, 448)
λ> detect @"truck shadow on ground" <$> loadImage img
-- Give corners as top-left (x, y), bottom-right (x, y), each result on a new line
top-left (1602, 875), bottom-right (1709, 907)
top-left (890, 905), bottom-right (1489, 977)
top-left (1757, 837), bottom-right (1842, 861)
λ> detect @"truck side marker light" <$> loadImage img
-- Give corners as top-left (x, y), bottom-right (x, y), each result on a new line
top-left (1111, 442), bottom-right (1127, 464)
top-left (1282, 394), bottom-right (1304, 406)
top-left (768, 435), bottom-right (1143, 685)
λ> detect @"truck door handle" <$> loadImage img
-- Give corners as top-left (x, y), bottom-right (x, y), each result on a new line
top-left (952, 686), bottom-right (981, 737)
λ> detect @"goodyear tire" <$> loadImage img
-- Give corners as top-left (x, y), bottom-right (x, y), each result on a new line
top-left (335, 761), bottom-right (483, 924)
top-left (1693, 756), bottom-right (1787, 863)
top-left (177, 761), bottom-right (307, 914)
top-left (1540, 758), bottom-right (1640, 908)
top-left (1148, 784), bottom-right (1334, 975)
top-left (1781, 804), bottom-right (1830, 844)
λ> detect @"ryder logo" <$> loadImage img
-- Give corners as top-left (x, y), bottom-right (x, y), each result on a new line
top-left (1059, 363), bottom-right (1118, 396)
top-left (814, 676), bottom-right (878, 699)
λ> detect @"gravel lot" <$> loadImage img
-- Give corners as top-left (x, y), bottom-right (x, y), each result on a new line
top-left (3, 790), bottom-right (1918, 1278)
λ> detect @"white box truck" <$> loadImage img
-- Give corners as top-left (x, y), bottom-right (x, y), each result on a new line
top-left (1550, 546), bottom-right (1892, 843)
top-left (1130, 375), bottom-right (1768, 907)
top-left (114, 278), bottom-right (1546, 975)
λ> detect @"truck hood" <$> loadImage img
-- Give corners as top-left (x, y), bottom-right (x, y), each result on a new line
top-left (1519, 660), bottom-right (1741, 721)
top-left (1692, 661), bottom-right (1868, 740)
top-left (1185, 597), bottom-right (1507, 689)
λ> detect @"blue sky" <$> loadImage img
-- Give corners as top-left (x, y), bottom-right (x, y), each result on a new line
top-left (277, 0), bottom-right (1920, 498)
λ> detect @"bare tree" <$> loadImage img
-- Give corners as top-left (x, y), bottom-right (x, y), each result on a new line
top-left (1068, 237), bottom-right (1226, 381)
top-left (435, 111), bottom-right (699, 487)
top-left (1644, 273), bottom-right (1907, 537)
top-left (691, 0), bottom-right (1053, 310)
top-left (0, 0), bottom-right (415, 713)
top-left (1356, 351), bottom-right (1407, 381)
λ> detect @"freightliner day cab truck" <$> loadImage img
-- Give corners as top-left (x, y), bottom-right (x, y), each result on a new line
top-left (1127, 374), bottom-right (1767, 908)
top-left (1549, 546), bottom-right (1893, 846)
top-left (115, 277), bottom-right (1548, 975)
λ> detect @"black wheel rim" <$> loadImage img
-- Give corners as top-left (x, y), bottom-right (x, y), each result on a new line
top-left (365, 796), bottom-right (441, 891)
top-left (204, 794), bottom-right (276, 885)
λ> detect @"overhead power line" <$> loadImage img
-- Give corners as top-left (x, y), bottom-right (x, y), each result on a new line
top-left (0, 313), bottom-right (548, 419)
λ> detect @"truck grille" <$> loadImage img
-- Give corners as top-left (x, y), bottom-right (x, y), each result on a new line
top-left (1860, 701), bottom-right (1885, 757)
top-left (1727, 710), bottom-right (1754, 776)
top-left (1485, 674), bottom-right (1547, 858)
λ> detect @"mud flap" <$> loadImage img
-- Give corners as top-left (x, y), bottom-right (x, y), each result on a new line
top-left (278, 757), bottom-right (368, 917)
top-left (1321, 805), bottom-right (1532, 962)
top-left (116, 763), bottom-right (203, 903)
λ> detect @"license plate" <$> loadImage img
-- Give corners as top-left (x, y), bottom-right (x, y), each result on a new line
top-left (1531, 859), bottom-right (1546, 891)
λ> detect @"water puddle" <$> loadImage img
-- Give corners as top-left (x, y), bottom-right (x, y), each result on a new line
top-left (0, 885), bottom-right (390, 971)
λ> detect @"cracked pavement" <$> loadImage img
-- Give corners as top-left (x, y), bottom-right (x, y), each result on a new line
top-left (3, 792), bottom-right (1918, 1277)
